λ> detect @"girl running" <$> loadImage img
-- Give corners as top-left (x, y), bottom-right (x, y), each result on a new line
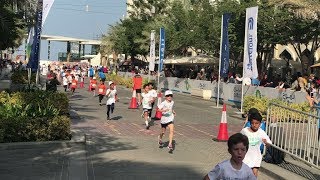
top-left (98, 80), bottom-right (106, 106)
top-left (91, 77), bottom-right (97, 96)
top-left (158, 90), bottom-right (176, 151)
top-left (70, 75), bottom-right (78, 96)
top-left (141, 84), bottom-right (153, 129)
top-left (106, 81), bottom-right (117, 120)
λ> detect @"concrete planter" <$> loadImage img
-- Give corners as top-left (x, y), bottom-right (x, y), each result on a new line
top-left (191, 88), bottom-right (212, 100)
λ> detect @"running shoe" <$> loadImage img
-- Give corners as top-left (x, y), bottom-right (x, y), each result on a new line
top-left (167, 145), bottom-right (173, 151)
top-left (158, 136), bottom-right (163, 146)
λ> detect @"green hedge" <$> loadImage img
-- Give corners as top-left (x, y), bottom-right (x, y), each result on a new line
top-left (0, 91), bottom-right (71, 143)
top-left (243, 95), bottom-right (311, 122)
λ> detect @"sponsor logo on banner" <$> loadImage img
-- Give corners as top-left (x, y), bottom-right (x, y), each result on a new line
top-left (159, 27), bottom-right (165, 72)
top-left (220, 13), bottom-right (231, 77)
top-left (149, 31), bottom-right (155, 71)
top-left (243, 6), bottom-right (258, 78)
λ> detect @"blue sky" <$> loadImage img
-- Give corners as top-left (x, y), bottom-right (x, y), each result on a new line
top-left (39, 0), bottom-right (127, 60)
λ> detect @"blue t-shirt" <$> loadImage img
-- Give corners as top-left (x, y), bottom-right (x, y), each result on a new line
top-left (89, 68), bottom-right (94, 76)
top-left (99, 71), bottom-right (106, 79)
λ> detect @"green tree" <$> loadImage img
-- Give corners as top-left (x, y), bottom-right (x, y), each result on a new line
top-left (0, 0), bottom-right (37, 50)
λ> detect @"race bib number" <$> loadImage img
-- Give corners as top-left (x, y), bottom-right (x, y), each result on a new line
top-left (99, 89), bottom-right (104, 93)
top-left (92, 84), bottom-right (96, 87)
top-left (72, 83), bottom-right (76, 86)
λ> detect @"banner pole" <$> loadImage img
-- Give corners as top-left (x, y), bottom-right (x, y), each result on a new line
top-left (216, 15), bottom-right (223, 108)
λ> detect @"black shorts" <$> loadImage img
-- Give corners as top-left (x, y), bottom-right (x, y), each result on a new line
top-left (161, 121), bottom-right (173, 128)
top-left (135, 89), bottom-right (141, 93)
top-left (91, 88), bottom-right (96, 91)
top-left (63, 85), bottom-right (67, 89)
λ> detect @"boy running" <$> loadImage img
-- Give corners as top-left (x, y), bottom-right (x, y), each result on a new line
top-left (62, 74), bottom-right (68, 92)
top-left (141, 84), bottom-right (153, 129)
top-left (240, 112), bottom-right (272, 177)
top-left (203, 133), bottom-right (256, 180)
top-left (98, 80), bottom-right (106, 106)
top-left (106, 81), bottom-right (117, 120)
top-left (148, 82), bottom-right (158, 118)
top-left (158, 90), bottom-right (176, 151)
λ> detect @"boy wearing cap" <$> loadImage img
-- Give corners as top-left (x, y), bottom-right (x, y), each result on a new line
top-left (158, 90), bottom-right (176, 151)
top-left (106, 81), bottom-right (117, 120)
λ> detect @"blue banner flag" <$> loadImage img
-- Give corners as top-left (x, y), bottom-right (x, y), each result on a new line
top-left (159, 27), bottom-right (165, 72)
top-left (28, 0), bottom-right (43, 71)
top-left (220, 13), bottom-right (231, 77)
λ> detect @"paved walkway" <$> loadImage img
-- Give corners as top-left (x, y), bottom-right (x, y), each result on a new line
top-left (70, 84), bottom-right (273, 179)
top-left (0, 82), bottom-right (314, 179)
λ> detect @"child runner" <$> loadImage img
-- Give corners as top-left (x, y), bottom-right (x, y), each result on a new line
top-left (98, 80), bottom-right (106, 106)
top-left (91, 77), bottom-right (97, 96)
top-left (79, 74), bottom-right (84, 88)
top-left (141, 84), bottom-right (153, 129)
top-left (106, 81), bottom-right (117, 120)
top-left (203, 133), bottom-right (256, 180)
top-left (148, 82), bottom-right (158, 118)
top-left (70, 75), bottom-right (78, 96)
top-left (62, 74), bottom-right (68, 92)
top-left (240, 111), bottom-right (272, 177)
top-left (67, 73), bottom-right (72, 90)
top-left (158, 90), bottom-right (176, 151)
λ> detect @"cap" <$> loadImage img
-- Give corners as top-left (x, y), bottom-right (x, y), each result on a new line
top-left (165, 90), bottom-right (173, 96)
top-left (109, 81), bottom-right (114, 86)
top-left (93, 77), bottom-right (96, 79)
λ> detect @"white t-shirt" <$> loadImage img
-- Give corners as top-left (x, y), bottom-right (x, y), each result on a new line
top-left (149, 89), bottom-right (158, 99)
top-left (63, 77), bottom-right (68, 86)
top-left (106, 89), bottom-right (117, 105)
top-left (208, 160), bottom-right (256, 180)
top-left (240, 128), bottom-right (272, 168)
top-left (158, 100), bottom-right (174, 124)
top-left (141, 92), bottom-right (153, 109)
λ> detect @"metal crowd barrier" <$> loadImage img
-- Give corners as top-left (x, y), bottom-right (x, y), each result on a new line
top-left (266, 103), bottom-right (320, 169)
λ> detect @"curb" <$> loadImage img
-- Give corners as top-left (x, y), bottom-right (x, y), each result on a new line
top-left (0, 133), bottom-right (86, 151)
top-left (260, 165), bottom-right (286, 180)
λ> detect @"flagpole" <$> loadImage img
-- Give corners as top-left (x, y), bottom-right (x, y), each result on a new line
top-left (157, 28), bottom-right (161, 93)
top-left (216, 15), bottom-right (224, 108)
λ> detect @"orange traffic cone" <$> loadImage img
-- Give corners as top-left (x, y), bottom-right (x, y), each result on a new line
top-left (154, 92), bottom-right (163, 120)
top-left (128, 89), bottom-right (138, 109)
top-left (213, 104), bottom-right (229, 142)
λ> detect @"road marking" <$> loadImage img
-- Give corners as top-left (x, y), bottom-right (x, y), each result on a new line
top-left (107, 124), bottom-right (122, 135)
top-left (185, 124), bottom-right (211, 136)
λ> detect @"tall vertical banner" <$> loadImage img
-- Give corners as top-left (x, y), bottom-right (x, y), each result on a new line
top-left (26, 27), bottom-right (34, 62)
top-left (220, 13), bottom-right (231, 77)
top-left (42, 0), bottom-right (55, 27)
top-left (159, 27), bottom-right (165, 72)
top-left (149, 31), bottom-right (156, 71)
top-left (28, 0), bottom-right (43, 71)
top-left (243, 6), bottom-right (258, 78)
